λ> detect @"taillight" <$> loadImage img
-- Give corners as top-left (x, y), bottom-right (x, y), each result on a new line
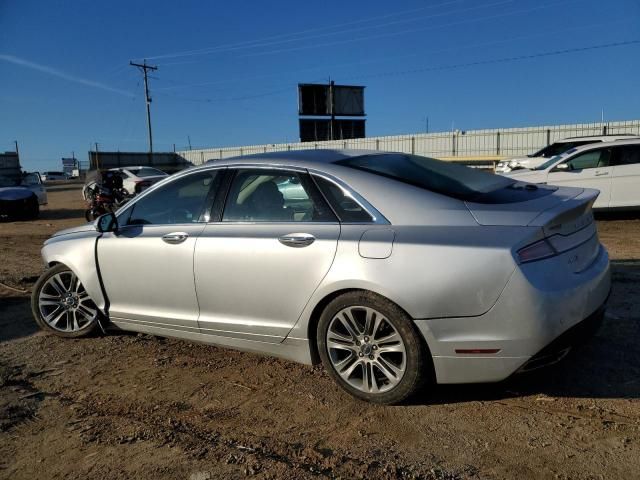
top-left (517, 239), bottom-right (557, 264)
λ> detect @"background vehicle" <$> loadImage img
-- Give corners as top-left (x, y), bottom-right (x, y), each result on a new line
top-left (504, 139), bottom-right (640, 210)
top-left (32, 150), bottom-right (610, 404)
top-left (42, 171), bottom-right (69, 181)
top-left (0, 174), bottom-right (40, 219)
top-left (83, 166), bottom-right (168, 199)
top-left (496, 135), bottom-right (639, 172)
top-left (83, 170), bottom-right (130, 221)
top-left (113, 166), bottom-right (168, 194)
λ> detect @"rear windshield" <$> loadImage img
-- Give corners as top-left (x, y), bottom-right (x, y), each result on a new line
top-left (337, 154), bottom-right (555, 203)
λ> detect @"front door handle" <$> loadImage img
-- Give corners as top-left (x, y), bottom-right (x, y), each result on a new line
top-left (162, 232), bottom-right (189, 244)
top-left (594, 171), bottom-right (609, 176)
top-left (278, 233), bottom-right (315, 248)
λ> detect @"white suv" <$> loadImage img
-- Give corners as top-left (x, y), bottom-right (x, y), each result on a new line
top-left (496, 135), bottom-right (639, 173)
top-left (503, 139), bottom-right (640, 210)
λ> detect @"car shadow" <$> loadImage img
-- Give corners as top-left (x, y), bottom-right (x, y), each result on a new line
top-left (40, 208), bottom-right (86, 221)
top-left (595, 210), bottom-right (640, 221)
top-left (0, 295), bottom-right (40, 342)
top-left (408, 259), bottom-right (640, 404)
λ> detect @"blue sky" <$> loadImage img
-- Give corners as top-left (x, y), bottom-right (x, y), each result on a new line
top-left (1, 0), bottom-right (639, 172)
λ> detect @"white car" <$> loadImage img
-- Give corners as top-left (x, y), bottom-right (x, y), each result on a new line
top-left (496, 135), bottom-right (639, 173)
top-left (41, 171), bottom-right (69, 182)
top-left (112, 166), bottom-right (168, 195)
top-left (504, 139), bottom-right (640, 210)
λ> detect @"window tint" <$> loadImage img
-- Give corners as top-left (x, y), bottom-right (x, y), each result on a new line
top-left (531, 141), bottom-right (594, 158)
top-left (222, 169), bottom-right (335, 222)
top-left (129, 167), bottom-right (166, 177)
top-left (562, 149), bottom-right (610, 171)
top-left (125, 171), bottom-right (220, 225)
top-left (314, 176), bottom-right (373, 222)
top-left (612, 146), bottom-right (640, 166)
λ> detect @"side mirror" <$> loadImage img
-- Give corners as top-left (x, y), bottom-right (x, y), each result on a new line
top-left (552, 163), bottom-right (570, 172)
top-left (96, 212), bottom-right (118, 233)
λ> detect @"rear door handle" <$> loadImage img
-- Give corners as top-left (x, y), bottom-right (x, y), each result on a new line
top-left (162, 232), bottom-right (189, 244)
top-left (595, 171), bottom-right (609, 176)
top-left (278, 233), bottom-right (315, 248)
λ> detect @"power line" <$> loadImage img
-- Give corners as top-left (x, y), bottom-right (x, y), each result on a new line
top-left (154, 39), bottom-right (639, 106)
top-left (244, 0), bottom-right (583, 57)
top-left (143, 0), bottom-right (466, 61)
top-left (153, 17), bottom-right (629, 93)
top-left (347, 39), bottom-right (640, 81)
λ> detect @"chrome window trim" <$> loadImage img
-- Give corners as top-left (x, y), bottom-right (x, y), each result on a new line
top-left (114, 166), bottom-right (227, 224)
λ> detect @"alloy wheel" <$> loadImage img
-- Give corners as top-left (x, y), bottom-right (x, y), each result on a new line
top-left (37, 270), bottom-right (98, 332)
top-left (326, 306), bottom-right (407, 394)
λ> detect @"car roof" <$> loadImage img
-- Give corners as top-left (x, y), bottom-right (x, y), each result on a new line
top-left (201, 148), bottom-right (385, 170)
top-left (560, 137), bottom-right (640, 155)
top-left (557, 134), bottom-right (640, 143)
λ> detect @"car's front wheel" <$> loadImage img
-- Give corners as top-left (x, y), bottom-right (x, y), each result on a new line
top-left (31, 264), bottom-right (100, 337)
top-left (317, 291), bottom-right (429, 404)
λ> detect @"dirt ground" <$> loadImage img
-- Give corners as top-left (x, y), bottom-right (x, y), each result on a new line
top-left (1, 184), bottom-right (639, 480)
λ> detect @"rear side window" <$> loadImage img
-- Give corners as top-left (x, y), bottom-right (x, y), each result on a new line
top-left (222, 169), bottom-right (336, 222)
top-left (612, 145), bottom-right (640, 166)
top-left (337, 153), bottom-right (554, 203)
top-left (313, 176), bottom-right (373, 222)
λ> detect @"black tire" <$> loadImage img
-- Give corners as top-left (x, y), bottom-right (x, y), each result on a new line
top-left (18, 195), bottom-right (39, 220)
top-left (317, 291), bottom-right (430, 404)
top-left (31, 264), bottom-right (100, 338)
top-left (27, 196), bottom-right (39, 219)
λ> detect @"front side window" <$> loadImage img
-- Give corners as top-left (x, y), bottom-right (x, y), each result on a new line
top-left (124, 170), bottom-right (220, 225)
top-left (561, 149), bottom-right (611, 171)
top-left (222, 169), bottom-right (335, 222)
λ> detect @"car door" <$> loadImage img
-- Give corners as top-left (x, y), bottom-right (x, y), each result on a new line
top-left (609, 145), bottom-right (640, 208)
top-left (97, 168), bottom-right (224, 332)
top-left (21, 172), bottom-right (47, 205)
top-left (546, 147), bottom-right (613, 208)
top-left (194, 167), bottom-right (340, 343)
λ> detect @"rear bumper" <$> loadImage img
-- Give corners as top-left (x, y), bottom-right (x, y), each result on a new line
top-left (415, 243), bottom-right (611, 384)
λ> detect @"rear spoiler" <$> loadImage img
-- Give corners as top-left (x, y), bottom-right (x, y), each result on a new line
top-left (528, 188), bottom-right (598, 237)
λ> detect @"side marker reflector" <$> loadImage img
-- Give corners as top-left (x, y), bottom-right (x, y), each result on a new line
top-left (455, 349), bottom-right (501, 354)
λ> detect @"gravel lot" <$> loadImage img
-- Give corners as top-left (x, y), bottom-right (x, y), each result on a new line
top-left (1, 183), bottom-right (639, 480)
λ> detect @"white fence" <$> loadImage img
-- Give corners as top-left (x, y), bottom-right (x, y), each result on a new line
top-left (177, 120), bottom-right (640, 166)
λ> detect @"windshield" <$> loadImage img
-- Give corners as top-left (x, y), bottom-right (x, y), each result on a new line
top-left (0, 175), bottom-right (19, 188)
top-left (530, 141), bottom-right (594, 158)
top-left (337, 154), bottom-right (517, 202)
top-left (532, 148), bottom-right (578, 171)
top-left (129, 167), bottom-right (166, 177)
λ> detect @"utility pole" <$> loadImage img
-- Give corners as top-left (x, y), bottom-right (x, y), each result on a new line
top-left (130, 60), bottom-right (158, 155)
top-left (329, 80), bottom-right (335, 141)
top-left (14, 140), bottom-right (19, 158)
top-left (95, 142), bottom-right (100, 170)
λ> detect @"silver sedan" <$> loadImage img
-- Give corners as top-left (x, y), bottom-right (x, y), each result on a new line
top-left (31, 150), bottom-right (611, 404)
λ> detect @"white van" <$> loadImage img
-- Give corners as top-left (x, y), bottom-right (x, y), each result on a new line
top-left (496, 135), bottom-right (639, 173)
top-left (504, 139), bottom-right (640, 210)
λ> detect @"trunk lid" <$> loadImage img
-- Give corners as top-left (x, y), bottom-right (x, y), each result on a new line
top-left (465, 185), bottom-right (597, 232)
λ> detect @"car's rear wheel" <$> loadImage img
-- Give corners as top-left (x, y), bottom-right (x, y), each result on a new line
top-left (317, 291), bottom-right (429, 404)
top-left (31, 264), bottom-right (100, 337)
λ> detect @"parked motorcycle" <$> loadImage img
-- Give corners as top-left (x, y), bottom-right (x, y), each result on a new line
top-left (84, 185), bottom-right (129, 221)
top-left (84, 170), bottom-right (130, 221)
